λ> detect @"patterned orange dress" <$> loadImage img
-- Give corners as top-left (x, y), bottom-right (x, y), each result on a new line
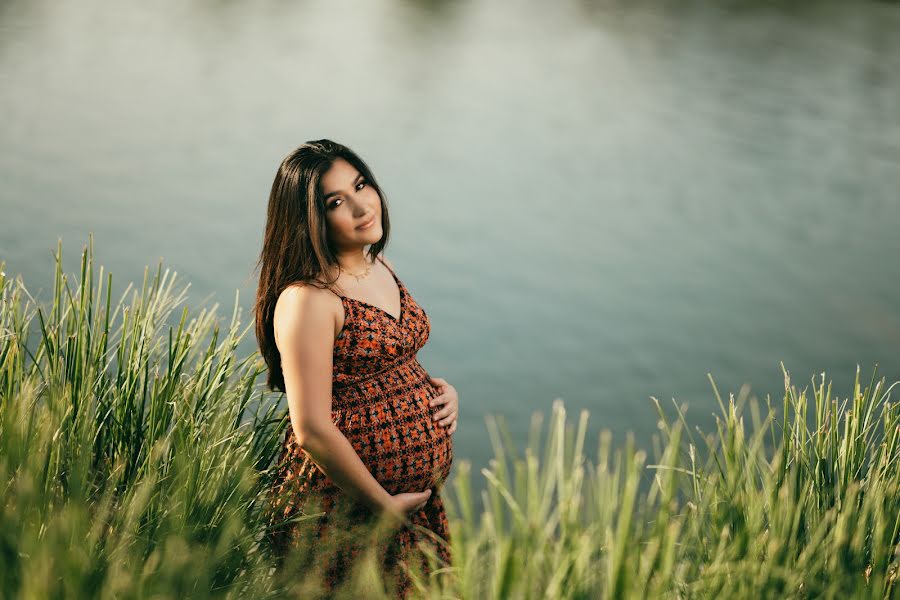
top-left (267, 256), bottom-right (454, 598)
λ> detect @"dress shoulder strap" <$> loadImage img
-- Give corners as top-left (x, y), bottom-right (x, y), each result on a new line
top-left (312, 278), bottom-right (345, 300)
top-left (376, 254), bottom-right (397, 278)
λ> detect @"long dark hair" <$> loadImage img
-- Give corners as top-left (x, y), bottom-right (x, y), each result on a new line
top-left (253, 139), bottom-right (391, 393)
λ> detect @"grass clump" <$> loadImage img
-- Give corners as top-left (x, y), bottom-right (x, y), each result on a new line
top-left (437, 366), bottom-right (898, 599)
top-left (1, 238), bottom-right (898, 598)
top-left (0, 237), bottom-right (288, 598)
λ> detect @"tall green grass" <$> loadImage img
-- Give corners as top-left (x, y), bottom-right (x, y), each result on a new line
top-left (1, 238), bottom-right (897, 598)
top-left (0, 237), bottom-right (288, 598)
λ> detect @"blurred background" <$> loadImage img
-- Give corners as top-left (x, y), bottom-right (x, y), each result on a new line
top-left (1, 0), bottom-right (898, 485)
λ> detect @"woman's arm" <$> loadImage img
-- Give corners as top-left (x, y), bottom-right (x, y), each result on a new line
top-left (297, 424), bottom-right (393, 512)
top-left (274, 284), bottom-right (394, 514)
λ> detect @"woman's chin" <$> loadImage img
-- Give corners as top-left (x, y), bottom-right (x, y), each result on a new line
top-left (361, 225), bottom-right (383, 242)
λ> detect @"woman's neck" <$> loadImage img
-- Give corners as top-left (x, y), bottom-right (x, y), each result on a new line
top-left (334, 247), bottom-right (371, 273)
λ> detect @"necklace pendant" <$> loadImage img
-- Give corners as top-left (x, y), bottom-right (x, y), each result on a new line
top-left (343, 260), bottom-right (372, 282)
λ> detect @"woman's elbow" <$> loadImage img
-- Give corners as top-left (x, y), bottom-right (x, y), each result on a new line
top-left (294, 419), bottom-right (331, 449)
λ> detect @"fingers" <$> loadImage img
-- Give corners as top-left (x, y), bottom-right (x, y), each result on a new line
top-left (432, 404), bottom-right (454, 421)
top-left (416, 489), bottom-right (432, 511)
top-left (447, 420), bottom-right (457, 435)
top-left (428, 394), bottom-right (447, 407)
top-left (433, 406), bottom-right (457, 426)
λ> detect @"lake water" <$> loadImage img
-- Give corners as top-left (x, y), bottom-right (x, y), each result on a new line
top-left (2, 0), bottom-right (899, 495)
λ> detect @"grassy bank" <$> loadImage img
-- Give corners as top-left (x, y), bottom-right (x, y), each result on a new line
top-left (1, 239), bottom-right (897, 598)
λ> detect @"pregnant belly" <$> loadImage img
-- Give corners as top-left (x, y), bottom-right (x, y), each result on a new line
top-left (338, 372), bottom-right (454, 495)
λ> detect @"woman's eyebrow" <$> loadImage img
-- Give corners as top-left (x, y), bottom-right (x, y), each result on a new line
top-left (323, 173), bottom-right (363, 200)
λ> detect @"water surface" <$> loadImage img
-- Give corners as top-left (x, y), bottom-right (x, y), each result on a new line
top-left (2, 0), bottom-right (899, 491)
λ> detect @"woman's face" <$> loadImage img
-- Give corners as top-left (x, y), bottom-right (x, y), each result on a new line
top-left (320, 157), bottom-right (383, 251)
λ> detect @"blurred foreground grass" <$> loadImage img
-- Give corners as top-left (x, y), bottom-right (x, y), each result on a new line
top-left (0, 239), bottom-right (897, 599)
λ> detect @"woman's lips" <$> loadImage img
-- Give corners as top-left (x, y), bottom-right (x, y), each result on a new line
top-left (357, 216), bottom-right (376, 230)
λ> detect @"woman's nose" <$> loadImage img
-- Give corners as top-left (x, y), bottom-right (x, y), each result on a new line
top-left (351, 199), bottom-right (368, 217)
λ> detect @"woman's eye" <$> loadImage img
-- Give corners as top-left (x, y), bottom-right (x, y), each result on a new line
top-left (327, 181), bottom-right (365, 209)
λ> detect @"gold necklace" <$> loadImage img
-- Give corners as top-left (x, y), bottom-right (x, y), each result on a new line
top-left (341, 259), bottom-right (373, 283)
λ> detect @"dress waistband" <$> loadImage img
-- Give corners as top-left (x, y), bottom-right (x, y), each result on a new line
top-left (332, 353), bottom-right (427, 410)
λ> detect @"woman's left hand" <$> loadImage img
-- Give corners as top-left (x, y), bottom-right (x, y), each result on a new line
top-left (427, 376), bottom-right (458, 435)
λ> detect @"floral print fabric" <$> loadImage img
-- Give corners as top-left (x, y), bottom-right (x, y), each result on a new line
top-left (267, 256), bottom-right (453, 597)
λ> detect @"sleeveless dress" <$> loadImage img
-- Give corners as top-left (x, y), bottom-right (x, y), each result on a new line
top-left (266, 256), bottom-right (454, 598)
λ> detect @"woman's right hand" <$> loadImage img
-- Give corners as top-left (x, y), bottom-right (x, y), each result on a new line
top-left (383, 489), bottom-right (432, 524)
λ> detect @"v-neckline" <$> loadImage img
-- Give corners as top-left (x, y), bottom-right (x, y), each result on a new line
top-left (341, 268), bottom-right (405, 323)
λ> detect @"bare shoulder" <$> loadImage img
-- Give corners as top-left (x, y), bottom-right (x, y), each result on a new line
top-left (273, 283), bottom-right (337, 349)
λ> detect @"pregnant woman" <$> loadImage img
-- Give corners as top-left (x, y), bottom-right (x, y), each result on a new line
top-left (255, 139), bottom-right (459, 598)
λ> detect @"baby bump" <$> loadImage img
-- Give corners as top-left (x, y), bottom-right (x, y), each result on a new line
top-left (340, 377), bottom-right (453, 495)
